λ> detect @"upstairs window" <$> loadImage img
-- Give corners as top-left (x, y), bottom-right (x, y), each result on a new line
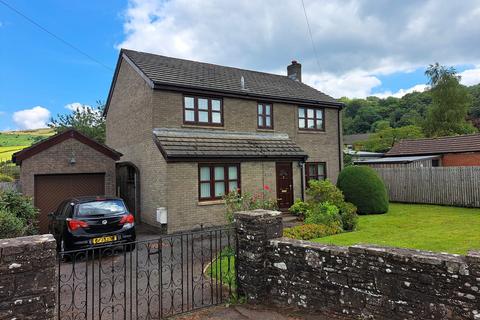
top-left (257, 103), bottom-right (273, 129)
top-left (298, 107), bottom-right (324, 131)
top-left (199, 164), bottom-right (240, 201)
top-left (184, 96), bottom-right (223, 126)
top-left (305, 162), bottom-right (326, 184)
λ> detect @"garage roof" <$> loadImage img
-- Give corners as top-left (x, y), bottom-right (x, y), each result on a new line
top-left (153, 128), bottom-right (308, 161)
top-left (12, 129), bottom-right (122, 165)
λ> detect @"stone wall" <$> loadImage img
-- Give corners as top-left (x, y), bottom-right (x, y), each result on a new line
top-left (0, 235), bottom-right (56, 319)
top-left (235, 210), bottom-right (480, 319)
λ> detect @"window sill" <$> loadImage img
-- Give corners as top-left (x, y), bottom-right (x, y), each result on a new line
top-left (256, 128), bottom-right (275, 132)
top-left (297, 130), bottom-right (326, 134)
top-left (197, 200), bottom-right (225, 206)
top-left (182, 124), bottom-right (225, 130)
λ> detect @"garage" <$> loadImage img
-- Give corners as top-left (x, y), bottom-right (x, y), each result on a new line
top-left (13, 129), bottom-right (122, 233)
top-left (34, 173), bottom-right (106, 233)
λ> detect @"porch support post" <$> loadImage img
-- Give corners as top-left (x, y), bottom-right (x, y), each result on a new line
top-left (234, 209), bottom-right (282, 303)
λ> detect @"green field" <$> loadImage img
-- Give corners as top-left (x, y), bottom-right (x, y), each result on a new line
top-left (313, 203), bottom-right (480, 254)
top-left (0, 128), bottom-right (54, 161)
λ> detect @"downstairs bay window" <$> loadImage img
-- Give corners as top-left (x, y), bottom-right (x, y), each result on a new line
top-left (199, 164), bottom-right (240, 201)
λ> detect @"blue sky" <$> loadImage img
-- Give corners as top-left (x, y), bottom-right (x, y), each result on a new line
top-left (1, 0), bottom-right (479, 130)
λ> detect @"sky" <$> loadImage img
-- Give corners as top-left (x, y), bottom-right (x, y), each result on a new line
top-left (1, 0), bottom-right (480, 131)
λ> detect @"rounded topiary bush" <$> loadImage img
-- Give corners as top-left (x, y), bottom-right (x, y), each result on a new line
top-left (337, 166), bottom-right (389, 214)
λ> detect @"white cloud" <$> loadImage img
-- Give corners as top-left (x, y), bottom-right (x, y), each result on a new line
top-left (65, 102), bottom-right (93, 113)
top-left (374, 84), bottom-right (429, 99)
top-left (460, 66), bottom-right (480, 86)
top-left (117, 0), bottom-right (480, 98)
top-left (303, 71), bottom-right (381, 99)
top-left (12, 106), bottom-right (51, 130)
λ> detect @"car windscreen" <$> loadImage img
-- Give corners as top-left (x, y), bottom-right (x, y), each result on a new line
top-left (75, 200), bottom-right (127, 217)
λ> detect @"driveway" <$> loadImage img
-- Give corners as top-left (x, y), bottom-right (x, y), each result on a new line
top-left (171, 305), bottom-right (330, 320)
top-left (57, 224), bottom-right (235, 320)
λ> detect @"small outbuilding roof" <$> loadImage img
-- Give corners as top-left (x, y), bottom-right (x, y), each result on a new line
top-left (12, 129), bottom-right (122, 165)
top-left (386, 134), bottom-right (480, 156)
top-left (153, 128), bottom-right (308, 162)
top-left (355, 155), bottom-right (441, 164)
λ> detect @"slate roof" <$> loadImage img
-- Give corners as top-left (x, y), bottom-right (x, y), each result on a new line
top-left (386, 134), bottom-right (480, 156)
top-left (343, 133), bottom-right (372, 145)
top-left (121, 49), bottom-right (341, 106)
top-left (153, 128), bottom-right (307, 161)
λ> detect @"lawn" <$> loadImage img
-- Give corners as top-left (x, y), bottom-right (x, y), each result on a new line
top-left (313, 203), bottom-right (480, 254)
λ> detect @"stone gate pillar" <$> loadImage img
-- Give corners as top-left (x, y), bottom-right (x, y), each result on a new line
top-left (234, 209), bottom-right (282, 303)
top-left (0, 234), bottom-right (56, 319)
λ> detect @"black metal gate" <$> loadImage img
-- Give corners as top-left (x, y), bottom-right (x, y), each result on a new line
top-left (57, 226), bottom-right (237, 319)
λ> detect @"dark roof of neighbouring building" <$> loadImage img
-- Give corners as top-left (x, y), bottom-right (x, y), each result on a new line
top-left (12, 129), bottom-right (122, 165)
top-left (386, 134), bottom-right (480, 157)
top-left (343, 133), bottom-right (372, 145)
top-left (118, 49), bottom-right (341, 106)
top-left (153, 128), bottom-right (308, 161)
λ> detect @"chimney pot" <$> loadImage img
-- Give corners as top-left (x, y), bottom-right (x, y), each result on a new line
top-left (287, 60), bottom-right (302, 82)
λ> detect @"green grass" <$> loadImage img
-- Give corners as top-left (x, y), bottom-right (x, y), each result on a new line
top-left (0, 128), bottom-right (54, 148)
top-left (205, 247), bottom-right (236, 289)
top-left (0, 128), bottom-right (54, 161)
top-left (313, 203), bottom-right (480, 254)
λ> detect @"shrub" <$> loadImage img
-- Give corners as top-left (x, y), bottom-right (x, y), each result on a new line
top-left (0, 209), bottom-right (25, 238)
top-left (289, 199), bottom-right (309, 217)
top-left (0, 190), bottom-right (39, 235)
top-left (284, 223), bottom-right (342, 240)
top-left (0, 174), bottom-right (14, 182)
top-left (339, 202), bottom-right (358, 231)
top-left (306, 179), bottom-right (345, 207)
top-left (304, 201), bottom-right (342, 227)
top-left (337, 166), bottom-right (389, 214)
top-left (224, 185), bottom-right (277, 223)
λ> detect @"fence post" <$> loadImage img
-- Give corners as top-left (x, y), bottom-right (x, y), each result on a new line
top-left (234, 209), bottom-right (282, 303)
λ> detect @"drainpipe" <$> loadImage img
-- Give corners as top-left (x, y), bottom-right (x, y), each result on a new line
top-left (337, 109), bottom-right (343, 172)
top-left (299, 160), bottom-right (306, 201)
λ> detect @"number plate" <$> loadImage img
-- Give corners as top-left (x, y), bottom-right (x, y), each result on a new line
top-left (92, 235), bottom-right (118, 245)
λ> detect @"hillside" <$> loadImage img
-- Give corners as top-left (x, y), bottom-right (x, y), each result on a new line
top-left (342, 83), bottom-right (480, 135)
top-left (0, 128), bottom-right (54, 161)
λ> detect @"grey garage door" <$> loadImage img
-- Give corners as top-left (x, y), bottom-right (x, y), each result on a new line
top-left (34, 173), bottom-right (105, 233)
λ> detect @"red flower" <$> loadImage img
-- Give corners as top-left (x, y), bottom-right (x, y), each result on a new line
top-left (263, 185), bottom-right (270, 191)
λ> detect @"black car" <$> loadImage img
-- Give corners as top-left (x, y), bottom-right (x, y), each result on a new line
top-left (48, 196), bottom-right (136, 252)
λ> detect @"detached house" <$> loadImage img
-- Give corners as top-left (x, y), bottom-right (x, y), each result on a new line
top-left (105, 49), bottom-right (343, 233)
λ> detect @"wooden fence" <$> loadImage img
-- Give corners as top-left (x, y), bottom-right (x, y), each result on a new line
top-left (374, 167), bottom-right (480, 208)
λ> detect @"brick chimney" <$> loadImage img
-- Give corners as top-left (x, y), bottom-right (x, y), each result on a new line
top-left (287, 60), bottom-right (302, 82)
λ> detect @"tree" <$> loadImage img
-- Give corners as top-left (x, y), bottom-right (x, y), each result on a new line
top-left (422, 63), bottom-right (476, 137)
top-left (49, 101), bottom-right (106, 143)
top-left (363, 125), bottom-right (424, 153)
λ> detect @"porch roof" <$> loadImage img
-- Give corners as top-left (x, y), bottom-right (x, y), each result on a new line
top-left (153, 128), bottom-right (308, 162)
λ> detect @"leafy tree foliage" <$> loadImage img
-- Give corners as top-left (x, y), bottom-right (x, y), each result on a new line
top-left (49, 101), bottom-right (106, 143)
top-left (363, 125), bottom-right (425, 153)
top-left (341, 63), bottom-right (479, 137)
top-left (423, 63), bottom-right (475, 137)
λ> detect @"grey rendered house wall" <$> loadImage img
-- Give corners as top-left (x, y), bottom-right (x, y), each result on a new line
top-left (106, 57), bottom-right (342, 232)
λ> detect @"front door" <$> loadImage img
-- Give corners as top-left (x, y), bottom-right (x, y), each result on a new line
top-left (276, 162), bottom-right (294, 210)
